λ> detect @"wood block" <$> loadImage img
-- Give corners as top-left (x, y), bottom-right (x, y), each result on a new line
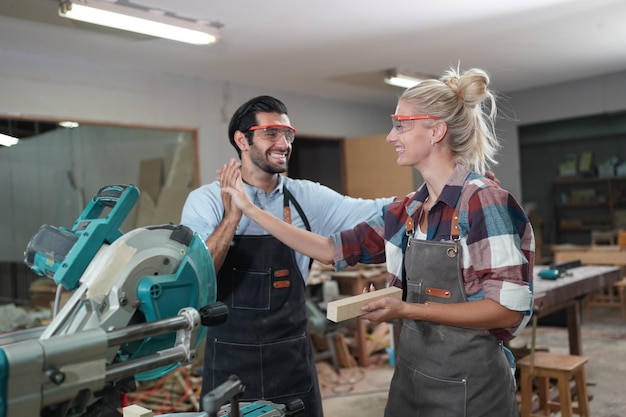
top-left (123, 404), bottom-right (153, 417)
top-left (326, 287), bottom-right (402, 322)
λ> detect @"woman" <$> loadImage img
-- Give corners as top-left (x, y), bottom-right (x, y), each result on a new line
top-left (221, 66), bottom-right (534, 417)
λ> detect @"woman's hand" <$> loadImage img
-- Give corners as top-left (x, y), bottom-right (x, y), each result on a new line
top-left (360, 297), bottom-right (407, 323)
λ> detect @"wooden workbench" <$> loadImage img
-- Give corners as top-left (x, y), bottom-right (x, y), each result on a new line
top-left (533, 264), bottom-right (623, 355)
top-left (551, 244), bottom-right (626, 317)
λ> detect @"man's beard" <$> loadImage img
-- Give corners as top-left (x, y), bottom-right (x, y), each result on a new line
top-left (250, 145), bottom-right (288, 174)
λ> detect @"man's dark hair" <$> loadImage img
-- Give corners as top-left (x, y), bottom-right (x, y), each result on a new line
top-left (228, 95), bottom-right (289, 157)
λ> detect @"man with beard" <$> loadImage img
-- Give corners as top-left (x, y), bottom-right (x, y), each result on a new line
top-left (180, 95), bottom-right (392, 417)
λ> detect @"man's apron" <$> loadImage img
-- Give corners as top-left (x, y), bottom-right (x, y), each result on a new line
top-left (384, 212), bottom-right (518, 417)
top-left (201, 188), bottom-right (322, 417)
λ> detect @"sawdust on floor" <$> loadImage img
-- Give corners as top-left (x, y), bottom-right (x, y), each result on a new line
top-left (317, 353), bottom-right (394, 417)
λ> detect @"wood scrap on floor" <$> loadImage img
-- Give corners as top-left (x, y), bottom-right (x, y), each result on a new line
top-left (316, 353), bottom-right (394, 398)
top-left (366, 322), bottom-right (390, 355)
top-left (126, 365), bottom-right (201, 414)
top-left (122, 404), bottom-right (153, 417)
top-left (333, 333), bottom-right (358, 368)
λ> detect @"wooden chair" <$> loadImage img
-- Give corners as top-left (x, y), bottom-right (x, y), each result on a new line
top-left (590, 229), bottom-right (616, 246)
top-left (585, 278), bottom-right (626, 319)
top-left (517, 316), bottom-right (591, 417)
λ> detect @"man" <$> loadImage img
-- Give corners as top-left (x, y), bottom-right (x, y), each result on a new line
top-left (181, 96), bottom-right (393, 417)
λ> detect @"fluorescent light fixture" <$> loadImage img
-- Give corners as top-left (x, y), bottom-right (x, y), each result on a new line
top-left (58, 121), bottom-right (80, 128)
top-left (0, 133), bottom-right (19, 147)
top-left (59, 0), bottom-right (219, 45)
top-left (384, 72), bottom-right (425, 89)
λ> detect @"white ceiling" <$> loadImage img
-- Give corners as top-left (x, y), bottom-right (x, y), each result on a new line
top-left (1, 0), bottom-right (626, 109)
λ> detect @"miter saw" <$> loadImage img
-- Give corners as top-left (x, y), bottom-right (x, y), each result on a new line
top-left (0, 184), bottom-right (303, 417)
top-left (0, 184), bottom-right (228, 417)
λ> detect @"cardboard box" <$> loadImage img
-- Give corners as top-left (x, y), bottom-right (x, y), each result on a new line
top-left (559, 161), bottom-right (577, 177)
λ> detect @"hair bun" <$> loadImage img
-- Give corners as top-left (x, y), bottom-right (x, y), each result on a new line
top-left (443, 68), bottom-right (490, 108)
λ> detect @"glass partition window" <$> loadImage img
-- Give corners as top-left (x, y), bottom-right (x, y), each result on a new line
top-left (0, 123), bottom-right (197, 262)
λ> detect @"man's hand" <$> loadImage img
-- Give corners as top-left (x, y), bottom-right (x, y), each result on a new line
top-left (219, 158), bottom-right (243, 223)
top-left (484, 170), bottom-right (501, 186)
top-left (220, 159), bottom-right (254, 214)
top-left (205, 159), bottom-right (244, 272)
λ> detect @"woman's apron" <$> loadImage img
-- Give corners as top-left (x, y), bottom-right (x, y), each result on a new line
top-left (384, 212), bottom-right (518, 417)
top-left (201, 187), bottom-right (322, 417)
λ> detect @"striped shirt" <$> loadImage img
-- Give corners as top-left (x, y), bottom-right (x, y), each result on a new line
top-left (331, 164), bottom-right (535, 340)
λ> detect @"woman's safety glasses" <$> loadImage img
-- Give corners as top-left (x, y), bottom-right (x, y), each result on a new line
top-left (391, 114), bottom-right (441, 134)
top-left (249, 124), bottom-right (297, 144)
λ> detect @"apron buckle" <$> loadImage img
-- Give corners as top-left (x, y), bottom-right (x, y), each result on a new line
top-left (446, 240), bottom-right (458, 258)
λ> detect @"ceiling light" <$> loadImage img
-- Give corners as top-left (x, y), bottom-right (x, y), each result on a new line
top-left (58, 121), bottom-right (80, 128)
top-left (384, 72), bottom-right (425, 89)
top-left (0, 133), bottom-right (19, 147)
top-left (58, 0), bottom-right (220, 45)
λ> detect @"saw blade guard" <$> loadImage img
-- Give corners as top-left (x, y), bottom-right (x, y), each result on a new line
top-left (132, 225), bottom-right (215, 381)
top-left (24, 184), bottom-right (139, 291)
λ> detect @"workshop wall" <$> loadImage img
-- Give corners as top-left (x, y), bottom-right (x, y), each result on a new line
top-left (2, 49), bottom-right (626, 269)
top-left (0, 49), bottom-right (392, 190)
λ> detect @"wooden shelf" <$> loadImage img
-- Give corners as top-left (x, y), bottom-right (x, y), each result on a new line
top-left (553, 177), bottom-right (626, 245)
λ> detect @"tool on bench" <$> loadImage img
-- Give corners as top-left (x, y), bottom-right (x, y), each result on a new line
top-left (538, 260), bottom-right (582, 280)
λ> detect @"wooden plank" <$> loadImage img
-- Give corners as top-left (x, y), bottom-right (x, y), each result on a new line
top-left (123, 404), bottom-right (153, 417)
top-left (137, 158), bottom-right (163, 204)
top-left (326, 287), bottom-right (402, 322)
top-left (332, 333), bottom-right (357, 368)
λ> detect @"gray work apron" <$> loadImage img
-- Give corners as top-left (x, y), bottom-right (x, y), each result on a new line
top-left (385, 213), bottom-right (518, 417)
top-left (201, 188), bottom-right (322, 417)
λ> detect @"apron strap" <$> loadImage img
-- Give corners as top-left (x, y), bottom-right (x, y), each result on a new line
top-left (405, 216), bottom-right (414, 236)
top-left (404, 207), bottom-right (459, 239)
top-left (451, 209), bottom-right (460, 240)
top-left (283, 185), bottom-right (313, 269)
top-left (283, 186), bottom-right (311, 231)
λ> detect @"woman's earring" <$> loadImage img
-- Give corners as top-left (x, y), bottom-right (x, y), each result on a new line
top-left (430, 139), bottom-right (435, 146)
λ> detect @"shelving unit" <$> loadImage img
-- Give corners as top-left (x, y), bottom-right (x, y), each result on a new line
top-left (553, 176), bottom-right (626, 244)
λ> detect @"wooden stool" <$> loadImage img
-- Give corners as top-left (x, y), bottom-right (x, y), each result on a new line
top-left (518, 351), bottom-right (590, 417)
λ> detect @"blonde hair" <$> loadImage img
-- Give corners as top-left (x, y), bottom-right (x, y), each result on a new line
top-left (399, 66), bottom-right (499, 173)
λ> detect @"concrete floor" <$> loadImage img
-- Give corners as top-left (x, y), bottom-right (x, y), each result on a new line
top-left (319, 306), bottom-right (626, 417)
